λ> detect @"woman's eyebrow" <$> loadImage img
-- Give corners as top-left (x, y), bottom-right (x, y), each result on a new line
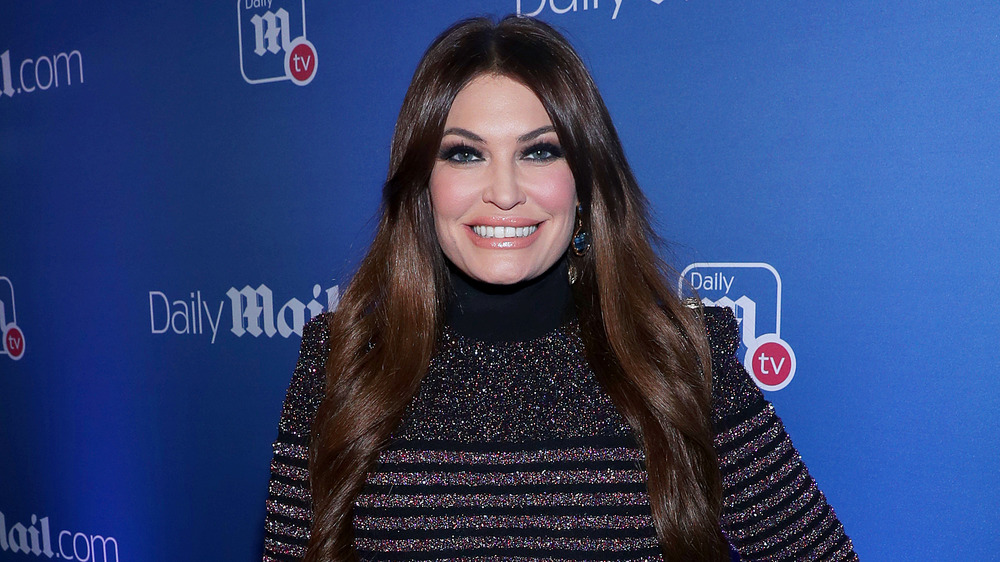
top-left (441, 127), bottom-right (485, 143)
top-left (518, 126), bottom-right (555, 143)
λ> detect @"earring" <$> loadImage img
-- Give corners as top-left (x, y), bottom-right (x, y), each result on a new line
top-left (571, 204), bottom-right (590, 257)
top-left (568, 261), bottom-right (579, 285)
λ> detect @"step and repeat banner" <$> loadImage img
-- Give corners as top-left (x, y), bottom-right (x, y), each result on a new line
top-left (2, 2), bottom-right (998, 560)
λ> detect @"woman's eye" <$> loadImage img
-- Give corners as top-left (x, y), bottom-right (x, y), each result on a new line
top-left (523, 143), bottom-right (563, 161)
top-left (439, 145), bottom-right (483, 163)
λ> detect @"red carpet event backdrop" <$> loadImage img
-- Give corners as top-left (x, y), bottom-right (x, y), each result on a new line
top-left (1, 2), bottom-right (998, 560)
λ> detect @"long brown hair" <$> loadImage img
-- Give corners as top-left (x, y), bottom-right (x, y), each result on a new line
top-left (307, 16), bottom-right (727, 561)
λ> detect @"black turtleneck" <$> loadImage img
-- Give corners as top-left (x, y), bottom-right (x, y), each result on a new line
top-left (445, 256), bottom-right (577, 344)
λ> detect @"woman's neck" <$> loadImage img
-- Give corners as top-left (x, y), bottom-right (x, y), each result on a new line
top-left (445, 257), bottom-right (576, 343)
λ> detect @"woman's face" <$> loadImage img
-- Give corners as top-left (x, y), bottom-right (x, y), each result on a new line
top-left (429, 74), bottom-right (577, 285)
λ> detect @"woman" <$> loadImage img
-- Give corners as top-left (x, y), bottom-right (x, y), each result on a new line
top-left (263, 16), bottom-right (857, 562)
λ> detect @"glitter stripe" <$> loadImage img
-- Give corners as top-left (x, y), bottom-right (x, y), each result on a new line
top-left (721, 437), bottom-right (797, 491)
top-left (355, 491), bottom-right (651, 509)
top-left (265, 515), bottom-right (311, 540)
top-left (815, 532), bottom-right (857, 561)
top-left (733, 495), bottom-right (830, 557)
top-left (721, 423), bottom-right (787, 469)
top-left (383, 557), bottom-right (663, 562)
top-left (265, 498), bottom-right (311, 522)
top-left (354, 513), bottom-right (654, 531)
top-left (354, 535), bottom-right (660, 553)
top-left (714, 404), bottom-right (775, 448)
top-left (273, 442), bottom-right (309, 458)
top-left (364, 468), bottom-right (646, 487)
top-left (724, 479), bottom-right (818, 532)
top-left (378, 446), bottom-right (644, 465)
top-left (270, 459), bottom-right (309, 481)
top-left (722, 449), bottom-right (803, 509)
top-left (737, 505), bottom-right (836, 560)
top-left (263, 536), bottom-right (307, 559)
top-left (268, 478), bottom-right (312, 503)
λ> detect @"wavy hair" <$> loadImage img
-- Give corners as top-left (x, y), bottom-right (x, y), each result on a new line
top-left (307, 15), bottom-right (727, 561)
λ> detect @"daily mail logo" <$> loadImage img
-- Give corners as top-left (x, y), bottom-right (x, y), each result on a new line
top-left (518, 0), bottom-right (668, 21)
top-left (0, 276), bottom-right (25, 361)
top-left (238, 0), bottom-right (318, 86)
top-left (148, 282), bottom-right (339, 344)
top-left (679, 263), bottom-right (796, 391)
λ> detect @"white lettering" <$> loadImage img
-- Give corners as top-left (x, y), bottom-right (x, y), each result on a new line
top-left (6, 330), bottom-right (23, 356)
top-left (149, 291), bottom-right (170, 333)
top-left (757, 352), bottom-right (770, 374)
top-left (73, 531), bottom-right (91, 561)
top-left (292, 53), bottom-right (311, 73)
top-left (9, 522), bottom-right (27, 553)
top-left (34, 55), bottom-right (53, 90)
top-left (20, 58), bottom-right (34, 93)
top-left (0, 50), bottom-right (14, 98)
top-left (204, 300), bottom-right (224, 344)
top-left (59, 530), bottom-right (72, 559)
top-left (517, 0), bottom-right (547, 16)
top-left (227, 284), bottom-right (276, 337)
top-left (612, 0), bottom-right (622, 19)
top-left (519, 0), bottom-right (607, 16)
top-left (170, 299), bottom-right (190, 334)
top-left (277, 298), bottom-right (306, 338)
top-left (733, 295), bottom-right (757, 349)
top-left (689, 272), bottom-right (735, 294)
top-left (326, 285), bottom-right (340, 312)
top-left (152, 284), bottom-right (338, 342)
top-left (2, 511), bottom-right (111, 560)
top-left (550, 0), bottom-right (577, 14)
top-left (0, 511), bottom-right (8, 551)
top-left (27, 515), bottom-right (40, 556)
top-left (769, 356), bottom-right (786, 375)
top-left (90, 534), bottom-right (119, 562)
top-left (1, 49), bottom-right (83, 98)
top-left (251, 9), bottom-right (291, 56)
top-left (40, 517), bottom-right (53, 558)
top-left (52, 50), bottom-right (84, 86)
top-left (306, 284), bottom-right (324, 319)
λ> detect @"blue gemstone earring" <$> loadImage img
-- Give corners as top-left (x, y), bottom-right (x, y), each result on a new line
top-left (571, 204), bottom-right (590, 257)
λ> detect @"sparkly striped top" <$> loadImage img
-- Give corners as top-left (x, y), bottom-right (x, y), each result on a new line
top-left (263, 308), bottom-right (857, 561)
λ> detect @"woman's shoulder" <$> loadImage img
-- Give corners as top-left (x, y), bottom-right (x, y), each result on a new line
top-left (300, 311), bottom-right (334, 349)
top-left (699, 306), bottom-right (768, 431)
top-left (701, 305), bottom-right (740, 359)
top-left (275, 312), bottom-right (333, 440)
top-left (295, 311), bottom-right (333, 382)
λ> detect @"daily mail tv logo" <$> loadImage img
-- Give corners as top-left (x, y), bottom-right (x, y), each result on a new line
top-left (679, 263), bottom-right (796, 391)
top-left (0, 276), bottom-right (25, 361)
top-left (238, 0), bottom-right (318, 86)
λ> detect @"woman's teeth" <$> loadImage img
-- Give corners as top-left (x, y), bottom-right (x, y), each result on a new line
top-left (472, 225), bottom-right (538, 239)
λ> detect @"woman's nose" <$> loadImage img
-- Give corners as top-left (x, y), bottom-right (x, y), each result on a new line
top-left (482, 161), bottom-right (526, 210)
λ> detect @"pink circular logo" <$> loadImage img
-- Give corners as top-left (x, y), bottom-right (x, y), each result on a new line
top-left (745, 335), bottom-right (796, 391)
top-left (4, 325), bottom-right (25, 360)
top-left (285, 38), bottom-right (318, 86)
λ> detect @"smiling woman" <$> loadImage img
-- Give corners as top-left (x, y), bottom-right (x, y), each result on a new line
top-left (430, 75), bottom-right (578, 285)
top-left (263, 15), bottom-right (857, 562)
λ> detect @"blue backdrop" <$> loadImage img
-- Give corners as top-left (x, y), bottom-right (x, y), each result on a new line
top-left (2, 2), bottom-right (998, 560)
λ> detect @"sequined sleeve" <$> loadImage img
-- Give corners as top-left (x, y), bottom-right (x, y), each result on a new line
top-left (704, 307), bottom-right (858, 561)
top-left (263, 315), bottom-right (329, 562)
